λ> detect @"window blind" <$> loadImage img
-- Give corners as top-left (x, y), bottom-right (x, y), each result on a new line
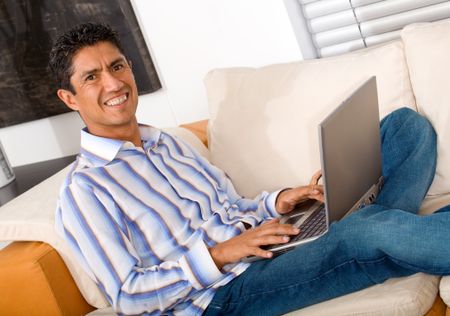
top-left (297, 0), bottom-right (450, 57)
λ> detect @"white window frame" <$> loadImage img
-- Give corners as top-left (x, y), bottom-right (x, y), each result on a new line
top-left (284, 0), bottom-right (450, 59)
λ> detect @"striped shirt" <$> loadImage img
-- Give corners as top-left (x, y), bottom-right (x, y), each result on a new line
top-left (56, 125), bottom-right (281, 315)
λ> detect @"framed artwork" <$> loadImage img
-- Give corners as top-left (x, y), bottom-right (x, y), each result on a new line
top-left (0, 0), bottom-right (161, 128)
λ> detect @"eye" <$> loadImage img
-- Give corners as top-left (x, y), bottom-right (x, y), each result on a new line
top-left (85, 74), bottom-right (96, 82)
top-left (112, 63), bottom-right (125, 72)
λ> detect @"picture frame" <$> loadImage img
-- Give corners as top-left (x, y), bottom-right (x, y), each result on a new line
top-left (0, 0), bottom-right (161, 128)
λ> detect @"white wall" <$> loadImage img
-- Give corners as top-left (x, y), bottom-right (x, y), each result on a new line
top-left (0, 0), bottom-right (302, 167)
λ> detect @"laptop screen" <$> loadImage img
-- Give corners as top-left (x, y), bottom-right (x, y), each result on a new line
top-left (319, 77), bottom-right (382, 223)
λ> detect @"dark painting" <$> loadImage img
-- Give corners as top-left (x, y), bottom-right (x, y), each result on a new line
top-left (0, 0), bottom-right (161, 128)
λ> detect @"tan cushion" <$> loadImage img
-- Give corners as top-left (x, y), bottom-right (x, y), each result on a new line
top-left (0, 165), bottom-right (109, 308)
top-left (205, 41), bottom-right (416, 198)
top-left (163, 125), bottom-right (210, 160)
top-left (180, 120), bottom-right (209, 147)
top-left (0, 241), bottom-right (95, 315)
top-left (401, 20), bottom-right (450, 196)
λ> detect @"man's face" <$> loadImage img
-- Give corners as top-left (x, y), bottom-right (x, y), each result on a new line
top-left (57, 41), bottom-right (139, 137)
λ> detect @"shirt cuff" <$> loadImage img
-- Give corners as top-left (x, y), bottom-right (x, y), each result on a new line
top-left (179, 239), bottom-right (224, 290)
top-left (264, 189), bottom-right (284, 218)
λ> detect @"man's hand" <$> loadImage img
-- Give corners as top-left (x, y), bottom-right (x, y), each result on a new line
top-left (208, 219), bottom-right (299, 269)
top-left (275, 170), bottom-right (324, 215)
top-left (208, 171), bottom-right (323, 269)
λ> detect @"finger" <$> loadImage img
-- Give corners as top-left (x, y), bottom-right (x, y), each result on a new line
top-left (309, 184), bottom-right (324, 195)
top-left (309, 170), bottom-right (322, 185)
top-left (259, 222), bottom-right (299, 233)
top-left (261, 218), bottom-right (280, 226)
top-left (289, 186), bottom-right (312, 202)
top-left (258, 219), bottom-right (281, 229)
top-left (309, 193), bottom-right (324, 203)
top-left (250, 247), bottom-right (273, 259)
top-left (252, 235), bottom-right (291, 247)
top-left (255, 223), bottom-right (300, 236)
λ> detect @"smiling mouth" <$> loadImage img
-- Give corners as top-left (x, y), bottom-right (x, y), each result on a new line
top-left (104, 93), bottom-right (128, 106)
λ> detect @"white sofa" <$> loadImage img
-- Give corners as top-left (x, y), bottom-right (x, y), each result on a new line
top-left (1, 21), bottom-right (450, 315)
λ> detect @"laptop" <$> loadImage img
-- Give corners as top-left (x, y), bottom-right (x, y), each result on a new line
top-left (244, 77), bottom-right (384, 262)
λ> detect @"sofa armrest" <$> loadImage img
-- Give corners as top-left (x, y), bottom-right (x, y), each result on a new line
top-left (180, 119), bottom-right (209, 147)
top-left (0, 241), bottom-right (95, 315)
top-left (163, 122), bottom-right (210, 160)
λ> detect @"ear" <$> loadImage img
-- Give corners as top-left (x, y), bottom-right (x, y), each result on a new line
top-left (57, 89), bottom-right (79, 111)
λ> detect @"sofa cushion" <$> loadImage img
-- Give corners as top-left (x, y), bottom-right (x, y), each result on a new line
top-left (287, 273), bottom-right (439, 316)
top-left (439, 276), bottom-right (450, 306)
top-left (419, 193), bottom-right (450, 215)
top-left (205, 40), bottom-right (416, 198)
top-left (0, 126), bottom-right (209, 310)
top-left (434, 198), bottom-right (450, 304)
top-left (85, 274), bottom-right (440, 316)
top-left (401, 21), bottom-right (450, 196)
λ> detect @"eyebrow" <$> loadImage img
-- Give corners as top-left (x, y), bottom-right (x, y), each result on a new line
top-left (109, 57), bottom-right (127, 67)
top-left (78, 57), bottom-right (127, 79)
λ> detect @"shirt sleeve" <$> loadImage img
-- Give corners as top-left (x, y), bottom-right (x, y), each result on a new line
top-left (173, 135), bottom-right (282, 223)
top-left (56, 177), bottom-right (223, 315)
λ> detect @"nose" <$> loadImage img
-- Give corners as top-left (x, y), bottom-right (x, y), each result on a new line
top-left (102, 71), bottom-right (124, 92)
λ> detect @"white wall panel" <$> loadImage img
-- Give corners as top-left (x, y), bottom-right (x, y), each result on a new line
top-left (133, 0), bottom-right (302, 125)
top-left (0, 0), bottom-right (301, 166)
top-left (0, 112), bottom-right (84, 167)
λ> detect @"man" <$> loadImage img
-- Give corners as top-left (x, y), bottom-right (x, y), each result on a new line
top-left (51, 23), bottom-right (450, 315)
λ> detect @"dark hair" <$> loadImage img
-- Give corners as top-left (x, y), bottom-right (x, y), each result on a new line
top-left (48, 23), bottom-right (126, 94)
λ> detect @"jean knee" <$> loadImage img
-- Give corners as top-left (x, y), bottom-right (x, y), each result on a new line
top-left (331, 217), bottom-right (384, 259)
top-left (389, 108), bottom-right (435, 135)
top-left (382, 107), bottom-right (436, 147)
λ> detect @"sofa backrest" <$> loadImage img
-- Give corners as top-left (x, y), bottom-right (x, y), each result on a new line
top-left (205, 40), bottom-right (416, 198)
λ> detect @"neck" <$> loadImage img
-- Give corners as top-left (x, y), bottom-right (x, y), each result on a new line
top-left (87, 118), bottom-right (142, 147)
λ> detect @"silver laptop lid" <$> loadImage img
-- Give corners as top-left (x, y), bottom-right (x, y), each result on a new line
top-left (319, 77), bottom-right (381, 223)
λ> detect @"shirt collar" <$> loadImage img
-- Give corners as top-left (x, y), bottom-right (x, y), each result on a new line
top-left (139, 124), bottom-right (163, 149)
top-left (80, 125), bottom-right (161, 167)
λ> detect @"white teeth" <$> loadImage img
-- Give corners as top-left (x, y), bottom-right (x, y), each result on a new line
top-left (105, 94), bottom-right (127, 106)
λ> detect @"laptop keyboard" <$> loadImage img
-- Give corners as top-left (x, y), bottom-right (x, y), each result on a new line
top-left (244, 204), bottom-right (328, 261)
top-left (291, 204), bottom-right (327, 242)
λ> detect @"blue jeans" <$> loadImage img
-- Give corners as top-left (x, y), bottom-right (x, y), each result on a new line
top-left (204, 108), bottom-right (450, 316)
